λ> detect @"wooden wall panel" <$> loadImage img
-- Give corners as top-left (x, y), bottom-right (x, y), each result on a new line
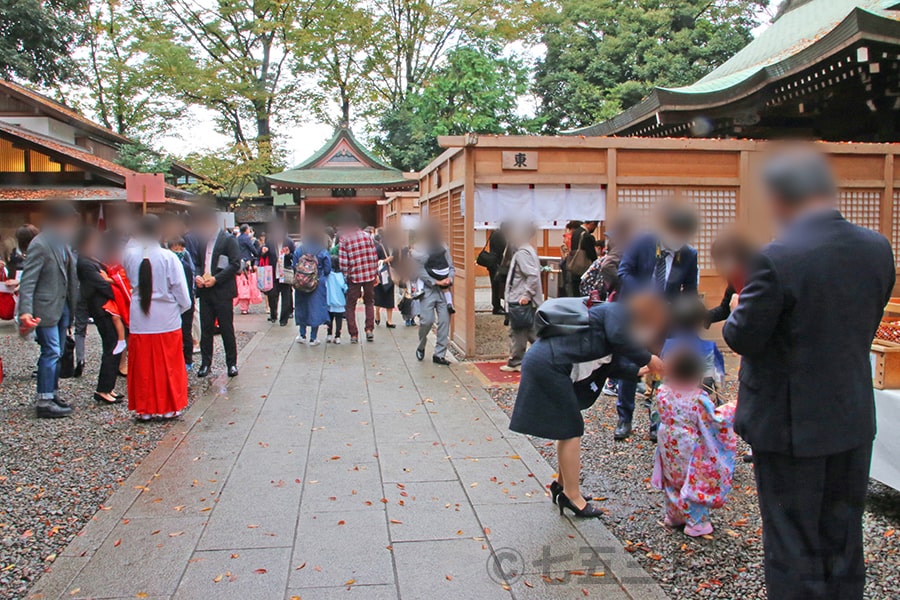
top-left (617, 150), bottom-right (739, 179)
top-left (828, 154), bottom-right (885, 183)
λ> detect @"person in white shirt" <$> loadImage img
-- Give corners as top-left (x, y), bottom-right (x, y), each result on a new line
top-left (122, 215), bottom-right (192, 421)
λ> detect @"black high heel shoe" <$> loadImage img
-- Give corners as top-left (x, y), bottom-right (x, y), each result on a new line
top-left (549, 481), bottom-right (592, 505)
top-left (93, 392), bottom-right (123, 405)
top-left (557, 493), bottom-right (603, 518)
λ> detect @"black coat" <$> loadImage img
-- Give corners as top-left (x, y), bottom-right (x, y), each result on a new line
top-left (192, 231), bottom-right (241, 302)
top-left (76, 256), bottom-right (115, 319)
top-left (570, 226), bottom-right (598, 263)
top-left (706, 282), bottom-right (736, 326)
top-left (723, 210), bottom-right (895, 457)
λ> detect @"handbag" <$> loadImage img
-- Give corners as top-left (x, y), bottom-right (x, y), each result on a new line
top-left (59, 334), bottom-right (76, 379)
top-left (565, 248), bottom-right (591, 278)
top-left (476, 235), bottom-right (499, 270)
top-left (507, 302), bottom-right (536, 330)
top-left (398, 295), bottom-right (412, 315)
top-left (257, 256), bottom-right (274, 292)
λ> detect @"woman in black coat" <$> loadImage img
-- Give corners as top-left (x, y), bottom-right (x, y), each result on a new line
top-left (510, 295), bottom-right (665, 517)
top-left (75, 227), bottom-right (124, 405)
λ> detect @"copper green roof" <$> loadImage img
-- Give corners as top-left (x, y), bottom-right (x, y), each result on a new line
top-left (265, 125), bottom-right (415, 189)
top-left (567, 0), bottom-right (900, 136)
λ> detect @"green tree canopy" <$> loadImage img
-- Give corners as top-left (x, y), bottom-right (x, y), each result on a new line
top-left (533, 0), bottom-right (767, 133)
top-left (0, 0), bottom-right (88, 86)
top-left (375, 44), bottom-right (534, 172)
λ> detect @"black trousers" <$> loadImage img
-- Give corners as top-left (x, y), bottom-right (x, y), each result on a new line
top-left (181, 307), bottom-right (194, 365)
top-left (268, 283), bottom-right (293, 324)
top-left (753, 443), bottom-right (872, 600)
top-left (92, 312), bottom-right (119, 394)
top-left (488, 267), bottom-right (503, 312)
top-left (199, 296), bottom-right (237, 368)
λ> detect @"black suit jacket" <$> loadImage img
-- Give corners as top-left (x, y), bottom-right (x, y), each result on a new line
top-left (193, 231), bottom-right (241, 302)
top-left (723, 210), bottom-right (895, 457)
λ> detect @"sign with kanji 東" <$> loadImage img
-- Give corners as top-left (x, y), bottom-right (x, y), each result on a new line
top-left (501, 151), bottom-right (538, 170)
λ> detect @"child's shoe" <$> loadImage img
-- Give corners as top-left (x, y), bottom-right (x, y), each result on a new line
top-left (326, 334), bottom-right (334, 343)
top-left (664, 515), bottom-right (685, 528)
top-left (447, 305), bottom-right (456, 315)
top-left (333, 337), bottom-right (341, 345)
top-left (113, 340), bottom-right (127, 355)
top-left (684, 522), bottom-right (714, 537)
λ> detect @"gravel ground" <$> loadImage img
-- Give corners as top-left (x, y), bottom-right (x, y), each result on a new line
top-left (0, 319), bottom-right (253, 600)
top-left (489, 380), bottom-right (900, 599)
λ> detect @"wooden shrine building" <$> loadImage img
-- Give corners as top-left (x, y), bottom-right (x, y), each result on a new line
top-left (265, 125), bottom-right (418, 228)
top-left (568, 0), bottom-right (900, 141)
top-left (0, 79), bottom-right (197, 240)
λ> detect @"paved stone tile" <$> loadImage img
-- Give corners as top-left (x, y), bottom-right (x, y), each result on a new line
top-left (26, 555), bottom-right (88, 600)
top-left (372, 411), bottom-right (439, 444)
top-left (508, 571), bottom-right (631, 600)
top-left (65, 517), bottom-right (206, 598)
top-left (377, 441), bottom-right (457, 483)
top-left (285, 583), bottom-right (399, 599)
top-left (173, 547), bottom-right (292, 600)
top-left (392, 539), bottom-right (514, 599)
top-left (300, 461), bottom-right (384, 514)
top-left (382, 480), bottom-right (481, 542)
top-left (289, 510), bottom-right (394, 588)
top-left (452, 456), bottom-right (547, 505)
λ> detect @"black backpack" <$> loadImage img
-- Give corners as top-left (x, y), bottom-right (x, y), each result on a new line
top-left (534, 297), bottom-right (591, 338)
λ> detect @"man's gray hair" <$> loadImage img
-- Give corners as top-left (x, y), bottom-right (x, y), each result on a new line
top-left (763, 150), bottom-right (836, 205)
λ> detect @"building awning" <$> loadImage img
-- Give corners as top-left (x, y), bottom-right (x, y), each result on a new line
top-left (566, 0), bottom-right (900, 137)
top-left (267, 167), bottom-right (417, 188)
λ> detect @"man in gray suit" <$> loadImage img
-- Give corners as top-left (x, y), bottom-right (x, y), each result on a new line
top-left (18, 202), bottom-right (81, 418)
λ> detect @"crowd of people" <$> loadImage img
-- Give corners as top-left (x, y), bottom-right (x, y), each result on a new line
top-left (0, 204), bottom-right (460, 421)
top-left (507, 150), bottom-right (895, 600)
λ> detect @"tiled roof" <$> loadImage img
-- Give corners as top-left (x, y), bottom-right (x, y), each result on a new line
top-left (292, 126), bottom-right (396, 171)
top-left (266, 167), bottom-right (417, 188)
top-left (566, 0), bottom-right (900, 136)
top-left (0, 79), bottom-right (132, 145)
top-left (0, 121), bottom-right (190, 200)
top-left (0, 187), bottom-right (127, 201)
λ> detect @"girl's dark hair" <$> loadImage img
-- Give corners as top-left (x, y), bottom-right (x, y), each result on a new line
top-left (330, 254), bottom-right (341, 272)
top-left (666, 346), bottom-right (706, 384)
top-left (16, 224), bottom-right (39, 253)
top-left (138, 215), bottom-right (161, 315)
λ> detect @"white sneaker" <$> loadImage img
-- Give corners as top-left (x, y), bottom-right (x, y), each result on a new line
top-left (333, 337), bottom-right (341, 345)
top-left (309, 339), bottom-right (321, 347)
top-left (499, 364), bottom-right (521, 372)
top-left (326, 334), bottom-right (334, 343)
top-left (295, 335), bottom-right (307, 344)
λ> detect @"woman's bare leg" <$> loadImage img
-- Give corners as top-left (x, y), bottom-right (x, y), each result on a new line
top-left (557, 437), bottom-right (586, 510)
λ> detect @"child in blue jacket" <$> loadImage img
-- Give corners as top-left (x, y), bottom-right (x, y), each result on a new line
top-left (325, 255), bottom-right (348, 344)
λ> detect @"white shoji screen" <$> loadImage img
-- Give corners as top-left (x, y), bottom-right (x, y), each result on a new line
top-left (684, 189), bottom-right (738, 270)
top-left (839, 190), bottom-right (881, 232)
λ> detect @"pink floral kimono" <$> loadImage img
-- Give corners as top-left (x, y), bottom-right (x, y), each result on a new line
top-left (651, 384), bottom-right (737, 536)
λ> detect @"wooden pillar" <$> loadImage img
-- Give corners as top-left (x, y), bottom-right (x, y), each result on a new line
top-left (606, 148), bottom-right (617, 222)
top-left (463, 147), bottom-right (477, 357)
top-left (881, 154), bottom-right (894, 242)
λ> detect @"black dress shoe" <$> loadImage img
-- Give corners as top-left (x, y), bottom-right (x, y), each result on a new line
top-left (613, 420), bottom-right (632, 441)
top-left (385, 323), bottom-right (396, 329)
top-left (492, 309), bottom-right (506, 315)
top-left (227, 365), bottom-right (239, 377)
top-left (112, 392), bottom-right (125, 400)
top-left (36, 401), bottom-right (73, 418)
top-left (416, 349), bottom-right (425, 361)
top-left (279, 321), bottom-right (288, 327)
top-left (432, 355), bottom-right (451, 366)
top-left (73, 361), bottom-right (84, 378)
top-left (649, 429), bottom-right (658, 443)
top-left (94, 392), bottom-right (123, 404)
top-left (197, 364), bottom-right (211, 378)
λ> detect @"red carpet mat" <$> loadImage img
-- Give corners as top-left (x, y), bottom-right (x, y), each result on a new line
top-left (471, 361), bottom-right (520, 386)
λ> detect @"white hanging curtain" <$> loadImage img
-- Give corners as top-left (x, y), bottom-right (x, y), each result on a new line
top-left (473, 184), bottom-right (605, 229)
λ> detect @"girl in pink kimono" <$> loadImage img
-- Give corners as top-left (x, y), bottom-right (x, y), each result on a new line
top-left (652, 345), bottom-right (736, 537)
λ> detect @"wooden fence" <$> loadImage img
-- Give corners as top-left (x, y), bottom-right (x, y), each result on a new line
top-left (417, 136), bottom-right (900, 357)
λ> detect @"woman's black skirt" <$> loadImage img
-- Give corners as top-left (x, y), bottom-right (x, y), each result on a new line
top-left (509, 339), bottom-right (584, 440)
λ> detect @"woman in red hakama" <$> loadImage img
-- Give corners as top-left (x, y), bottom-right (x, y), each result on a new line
top-left (123, 215), bottom-right (193, 420)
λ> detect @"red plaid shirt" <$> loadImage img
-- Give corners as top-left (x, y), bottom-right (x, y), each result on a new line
top-left (339, 229), bottom-right (379, 283)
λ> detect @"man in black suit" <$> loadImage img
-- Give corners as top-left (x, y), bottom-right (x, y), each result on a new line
top-left (191, 207), bottom-right (241, 378)
top-left (564, 221), bottom-right (599, 297)
top-left (724, 151), bottom-right (895, 600)
top-left (487, 226), bottom-right (507, 314)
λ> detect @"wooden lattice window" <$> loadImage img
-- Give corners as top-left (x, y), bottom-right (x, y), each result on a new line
top-left (683, 188), bottom-right (738, 270)
top-left (449, 191), bottom-right (465, 270)
top-left (617, 187), bottom-right (675, 217)
top-left (839, 190), bottom-right (881, 232)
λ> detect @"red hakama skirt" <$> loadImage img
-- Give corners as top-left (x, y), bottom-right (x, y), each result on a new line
top-left (127, 329), bottom-right (188, 416)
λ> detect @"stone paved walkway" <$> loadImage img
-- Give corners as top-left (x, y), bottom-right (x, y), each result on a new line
top-left (29, 314), bottom-right (667, 600)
